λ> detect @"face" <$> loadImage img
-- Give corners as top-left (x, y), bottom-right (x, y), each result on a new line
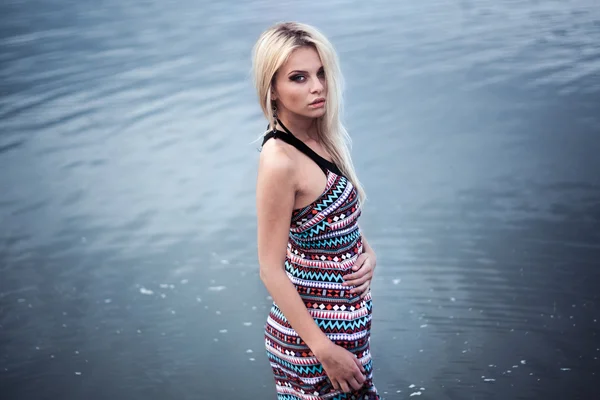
top-left (272, 46), bottom-right (327, 121)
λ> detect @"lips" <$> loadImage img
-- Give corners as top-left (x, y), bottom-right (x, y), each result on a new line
top-left (309, 98), bottom-right (325, 105)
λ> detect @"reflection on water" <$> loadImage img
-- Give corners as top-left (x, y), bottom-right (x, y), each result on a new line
top-left (1, 0), bottom-right (599, 398)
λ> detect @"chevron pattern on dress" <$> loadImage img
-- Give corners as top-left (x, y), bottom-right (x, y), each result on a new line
top-left (313, 316), bottom-right (371, 332)
top-left (289, 232), bottom-right (361, 250)
top-left (293, 224), bottom-right (360, 242)
top-left (284, 265), bottom-right (343, 283)
top-left (291, 170), bottom-right (337, 218)
top-left (312, 177), bottom-right (348, 212)
top-left (265, 170), bottom-right (380, 399)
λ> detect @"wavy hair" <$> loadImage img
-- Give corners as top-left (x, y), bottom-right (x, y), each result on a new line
top-left (251, 21), bottom-right (366, 204)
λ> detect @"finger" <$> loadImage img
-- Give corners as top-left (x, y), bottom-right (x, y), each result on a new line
top-left (347, 275), bottom-right (372, 291)
top-left (354, 369), bottom-right (367, 384)
top-left (353, 355), bottom-right (367, 374)
top-left (343, 255), bottom-right (368, 280)
top-left (349, 278), bottom-right (371, 293)
top-left (339, 380), bottom-right (351, 393)
top-left (348, 376), bottom-right (364, 391)
top-left (360, 284), bottom-right (371, 299)
top-left (351, 254), bottom-right (369, 271)
top-left (344, 268), bottom-right (372, 285)
top-left (342, 268), bottom-right (366, 283)
top-left (346, 270), bottom-right (371, 284)
top-left (330, 378), bottom-right (340, 391)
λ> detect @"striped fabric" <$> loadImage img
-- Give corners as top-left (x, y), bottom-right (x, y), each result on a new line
top-left (264, 169), bottom-right (380, 400)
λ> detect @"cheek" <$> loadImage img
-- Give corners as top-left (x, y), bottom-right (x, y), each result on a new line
top-left (278, 83), bottom-right (305, 108)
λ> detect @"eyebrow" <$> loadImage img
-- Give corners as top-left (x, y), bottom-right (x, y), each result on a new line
top-left (287, 67), bottom-right (324, 75)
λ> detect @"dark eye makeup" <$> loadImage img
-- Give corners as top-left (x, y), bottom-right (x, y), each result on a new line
top-left (290, 74), bottom-right (306, 82)
top-left (289, 67), bottom-right (325, 82)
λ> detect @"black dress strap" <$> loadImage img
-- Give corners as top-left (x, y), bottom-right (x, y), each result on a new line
top-left (261, 120), bottom-right (343, 176)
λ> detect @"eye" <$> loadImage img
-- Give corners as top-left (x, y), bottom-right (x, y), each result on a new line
top-left (318, 68), bottom-right (325, 78)
top-left (290, 74), bottom-right (306, 82)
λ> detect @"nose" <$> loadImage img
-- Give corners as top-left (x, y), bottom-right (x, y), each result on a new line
top-left (310, 76), bottom-right (324, 93)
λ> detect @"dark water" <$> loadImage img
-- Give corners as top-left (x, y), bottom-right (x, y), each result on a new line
top-left (1, 0), bottom-right (599, 399)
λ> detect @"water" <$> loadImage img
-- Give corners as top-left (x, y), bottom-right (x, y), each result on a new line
top-left (1, 0), bottom-right (599, 398)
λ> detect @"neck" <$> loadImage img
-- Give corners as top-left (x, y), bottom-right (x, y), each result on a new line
top-left (276, 111), bottom-right (319, 142)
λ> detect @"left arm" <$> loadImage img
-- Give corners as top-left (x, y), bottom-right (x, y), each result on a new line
top-left (342, 224), bottom-right (377, 298)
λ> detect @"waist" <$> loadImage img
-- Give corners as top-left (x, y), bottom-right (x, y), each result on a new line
top-left (286, 234), bottom-right (363, 266)
top-left (290, 224), bottom-right (361, 243)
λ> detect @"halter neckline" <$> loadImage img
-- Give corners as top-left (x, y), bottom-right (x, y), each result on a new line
top-left (262, 120), bottom-right (343, 176)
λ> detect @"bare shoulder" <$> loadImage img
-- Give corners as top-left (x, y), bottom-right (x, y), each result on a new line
top-left (258, 137), bottom-right (296, 183)
top-left (256, 136), bottom-right (298, 221)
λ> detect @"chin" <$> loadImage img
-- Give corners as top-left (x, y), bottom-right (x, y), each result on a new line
top-left (307, 108), bottom-right (327, 118)
top-left (292, 108), bottom-right (326, 120)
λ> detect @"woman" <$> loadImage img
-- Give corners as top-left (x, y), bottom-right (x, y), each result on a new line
top-left (252, 22), bottom-right (380, 399)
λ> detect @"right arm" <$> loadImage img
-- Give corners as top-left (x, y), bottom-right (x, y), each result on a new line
top-left (256, 150), bottom-right (330, 354)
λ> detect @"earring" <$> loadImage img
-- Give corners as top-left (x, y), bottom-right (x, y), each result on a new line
top-left (272, 103), bottom-right (278, 133)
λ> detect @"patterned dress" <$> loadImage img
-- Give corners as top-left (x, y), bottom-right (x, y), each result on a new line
top-left (261, 125), bottom-right (380, 400)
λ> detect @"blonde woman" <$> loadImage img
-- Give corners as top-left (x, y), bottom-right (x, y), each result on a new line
top-left (253, 22), bottom-right (381, 399)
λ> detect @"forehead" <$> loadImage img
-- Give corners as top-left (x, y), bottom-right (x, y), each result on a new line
top-left (281, 46), bottom-right (322, 72)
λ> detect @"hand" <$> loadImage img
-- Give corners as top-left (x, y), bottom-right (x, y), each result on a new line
top-left (342, 252), bottom-right (376, 299)
top-left (313, 341), bottom-right (366, 393)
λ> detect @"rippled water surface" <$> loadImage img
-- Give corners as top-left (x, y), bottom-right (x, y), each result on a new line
top-left (1, 0), bottom-right (599, 399)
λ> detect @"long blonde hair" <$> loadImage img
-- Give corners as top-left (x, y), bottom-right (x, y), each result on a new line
top-left (251, 21), bottom-right (367, 204)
